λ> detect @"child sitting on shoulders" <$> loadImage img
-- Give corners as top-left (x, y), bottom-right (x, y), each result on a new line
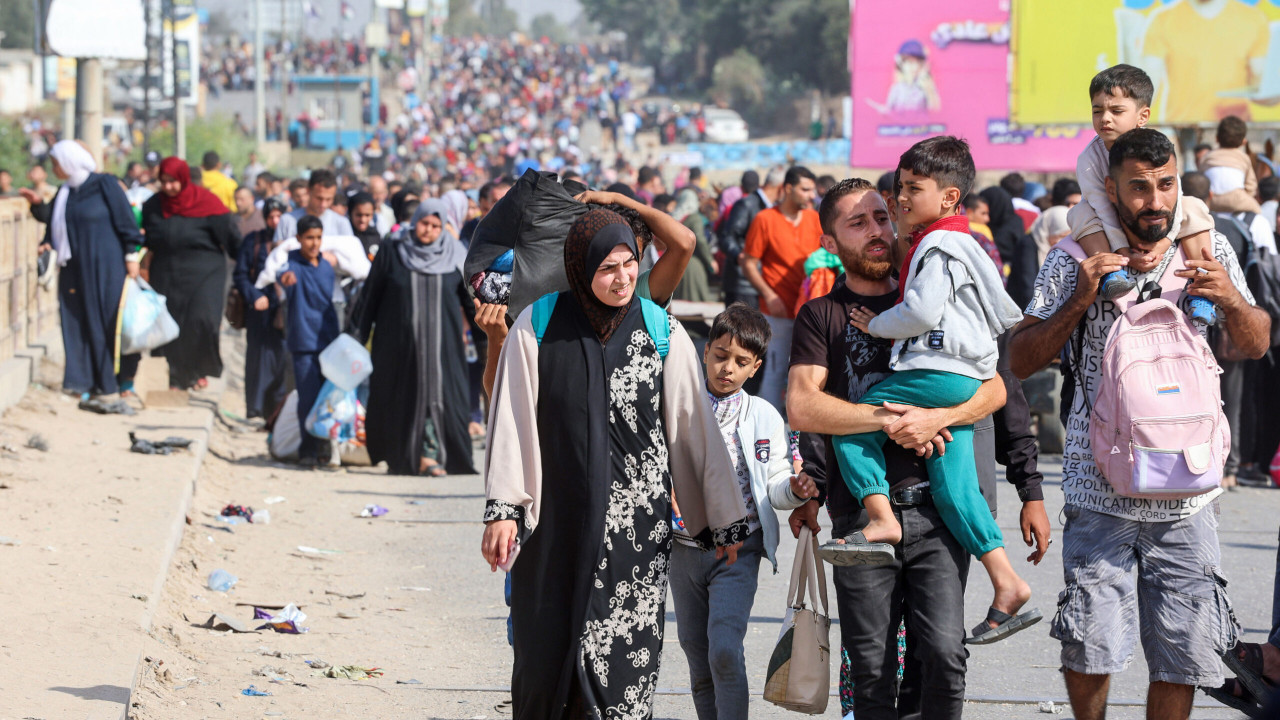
top-left (1068, 64), bottom-right (1217, 324)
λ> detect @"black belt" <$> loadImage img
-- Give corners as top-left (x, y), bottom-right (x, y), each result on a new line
top-left (890, 486), bottom-right (931, 507)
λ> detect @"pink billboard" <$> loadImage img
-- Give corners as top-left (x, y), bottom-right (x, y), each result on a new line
top-left (850, 0), bottom-right (1090, 172)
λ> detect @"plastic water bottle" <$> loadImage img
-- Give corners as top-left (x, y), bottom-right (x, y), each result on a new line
top-left (319, 334), bottom-right (373, 390)
top-left (207, 569), bottom-right (238, 592)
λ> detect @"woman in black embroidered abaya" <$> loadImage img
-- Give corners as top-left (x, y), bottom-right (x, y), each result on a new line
top-left (481, 209), bottom-right (748, 720)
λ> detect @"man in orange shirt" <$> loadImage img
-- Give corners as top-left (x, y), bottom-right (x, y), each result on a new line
top-left (740, 165), bottom-right (821, 413)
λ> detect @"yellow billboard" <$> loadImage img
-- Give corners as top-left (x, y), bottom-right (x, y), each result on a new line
top-left (1012, 0), bottom-right (1280, 126)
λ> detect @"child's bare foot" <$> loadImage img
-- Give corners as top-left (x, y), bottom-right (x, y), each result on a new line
top-left (965, 548), bottom-right (1042, 644)
top-left (986, 576), bottom-right (1033, 631)
top-left (855, 494), bottom-right (903, 545)
top-left (857, 514), bottom-right (903, 546)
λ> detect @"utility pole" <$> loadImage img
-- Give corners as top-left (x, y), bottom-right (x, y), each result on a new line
top-left (74, 58), bottom-right (105, 167)
top-left (143, 0), bottom-right (152, 156)
top-left (254, 0), bottom-right (265, 147)
top-left (170, 0), bottom-right (186, 159)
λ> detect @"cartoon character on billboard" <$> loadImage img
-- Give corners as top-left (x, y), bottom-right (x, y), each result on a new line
top-left (866, 39), bottom-right (941, 115)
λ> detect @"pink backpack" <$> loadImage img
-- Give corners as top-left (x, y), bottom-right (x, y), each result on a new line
top-left (1060, 239), bottom-right (1229, 499)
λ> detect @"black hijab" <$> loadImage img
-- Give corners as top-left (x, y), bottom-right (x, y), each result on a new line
top-left (979, 186), bottom-right (1024, 265)
top-left (564, 208), bottom-right (639, 343)
top-left (390, 183), bottom-right (422, 223)
top-left (347, 191), bottom-right (381, 252)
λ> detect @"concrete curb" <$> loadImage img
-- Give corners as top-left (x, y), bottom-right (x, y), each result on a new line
top-left (120, 377), bottom-right (225, 720)
top-left (0, 327), bottom-right (61, 415)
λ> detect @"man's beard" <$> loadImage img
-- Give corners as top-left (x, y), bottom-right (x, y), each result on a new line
top-left (840, 241), bottom-right (894, 281)
top-left (1118, 202), bottom-right (1174, 244)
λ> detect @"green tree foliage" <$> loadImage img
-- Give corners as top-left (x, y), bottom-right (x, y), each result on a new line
top-left (0, 0), bottom-right (36, 50)
top-left (529, 13), bottom-right (569, 44)
top-left (117, 115), bottom-right (257, 181)
top-left (710, 49), bottom-right (765, 109)
top-left (0, 119), bottom-right (32, 180)
top-left (579, 0), bottom-right (849, 95)
top-left (446, 0), bottom-right (518, 38)
top-left (445, 0), bottom-right (486, 37)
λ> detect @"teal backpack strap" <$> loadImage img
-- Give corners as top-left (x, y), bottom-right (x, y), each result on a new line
top-left (530, 292), bottom-right (559, 346)
top-left (639, 297), bottom-right (670, 358)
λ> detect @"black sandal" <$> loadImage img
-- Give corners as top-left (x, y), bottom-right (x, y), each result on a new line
top-left (964, 606), bottom-right (1043, 645)
top-left (1202, 678), bottom-right (1262, 716)
top-left (814, 530), bottom-right (895, 567)
top-left (1222, 641), bottom-right (1277, 706)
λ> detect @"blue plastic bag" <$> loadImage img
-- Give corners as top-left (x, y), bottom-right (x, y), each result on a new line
top-left (305, 380), bottom-right (359, 442)
top-left (120, 278), bottom-right (180, 355)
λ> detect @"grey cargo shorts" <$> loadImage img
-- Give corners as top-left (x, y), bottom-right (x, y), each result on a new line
top-left (1050, 503), bottom-right (1239, 686)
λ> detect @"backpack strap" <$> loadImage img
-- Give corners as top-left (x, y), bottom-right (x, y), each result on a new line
top-left (531, 292), bottom-right (559, 346)
top-left (534, 292), bottom-right (669, 358)
top-left (639, 297), bottom-right (670, 359)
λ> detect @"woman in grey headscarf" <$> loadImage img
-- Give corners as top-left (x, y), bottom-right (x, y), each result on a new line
top-left (440, 189), bottom-right (471, 239)
top-left (347, 199), bottom-right (476, 476)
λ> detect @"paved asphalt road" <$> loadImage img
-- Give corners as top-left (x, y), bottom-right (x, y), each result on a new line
top-left (408, 452), bottom-right (1274, 719)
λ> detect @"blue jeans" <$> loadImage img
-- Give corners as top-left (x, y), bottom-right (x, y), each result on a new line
top-left (505, 571), bottom-right (513, 646)
top-left (669, 530), bottom-right (764, 720)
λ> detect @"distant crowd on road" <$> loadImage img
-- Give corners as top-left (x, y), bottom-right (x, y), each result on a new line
top-left (5, 57), bottom-right (1280, 720)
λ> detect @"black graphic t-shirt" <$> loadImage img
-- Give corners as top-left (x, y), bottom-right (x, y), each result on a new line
top-left (790, 276), bottom-right (928, 522)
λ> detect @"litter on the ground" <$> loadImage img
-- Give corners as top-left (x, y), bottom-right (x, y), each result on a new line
top-left (312, 665), bottom-right (383, 680)
top-left (207, 569), bottom-right (238, 592)
top-left (324, 590), bottom-right (365, 599)
top-left (26, 434), bottom-right (48, 452)
top-left (215, 515), bottom-right (245, 526)
top-left (263, 496), bottom-right (287, 504)
top-left (254, 603), bottom-right (308, 633)
top-left (81, 398), bottom-right (136, 415)
top-left (297, 545), bottom-right (341, 555)
top-left (204, 613), bottom-right (252, 633)
top-left (399, 586), bottom-right (430, 592)
top-left (220, 504), bottom-right (255, 522)
top-left (0, 537), bottom-right (20, 546)
top-left (1038, 701), bottom-right (1064, 714)
top-left (241, 685), bottom-right (271, 696)
top-left (305, 659), bottom-right (330, 669)
top-left (359, 504), bottom-right (389, 518)
top-left (129, 432), bottom-right (194, 454)
top-left (396, 679), bottom-right (422, 685)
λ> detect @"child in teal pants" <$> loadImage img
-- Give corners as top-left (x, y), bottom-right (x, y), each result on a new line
top-left (822, 136), bottom-right (1037, 645)
top-left (832, 369), bottom-right (1002, 557)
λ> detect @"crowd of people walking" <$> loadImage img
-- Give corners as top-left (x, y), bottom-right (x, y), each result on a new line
top-left (10, 55), bottom-right (1280, 720)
